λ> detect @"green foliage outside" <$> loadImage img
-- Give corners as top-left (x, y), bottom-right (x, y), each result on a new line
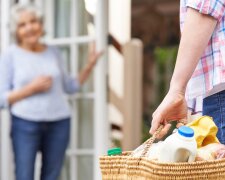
top-left (142, 46), bottom-right (178, 142)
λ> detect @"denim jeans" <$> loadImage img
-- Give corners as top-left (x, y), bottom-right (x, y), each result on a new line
top-left (203, 90), bottom-right (225, 144)
top-left (11, 115), bottom-right (70, 180)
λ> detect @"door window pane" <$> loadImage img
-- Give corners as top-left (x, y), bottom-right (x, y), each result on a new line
top-left (59, 155), bottom-right (70, 180)
top-left (54, 0), bottom-right (71, 38)
top-left (79, 43), bottom-right (94, 92)
top-left (77, 156), bottom-right (93, 180)
top-left (77, 99), bottom-right (94, 149)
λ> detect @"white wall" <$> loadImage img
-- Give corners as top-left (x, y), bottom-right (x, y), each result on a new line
top-left (108, 0), bottom-right (131, 98)
top-left (108, 0), bottom-right (131, 135)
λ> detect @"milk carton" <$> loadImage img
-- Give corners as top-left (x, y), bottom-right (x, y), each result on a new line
top-left (158, 126), bottom-right (197, 163)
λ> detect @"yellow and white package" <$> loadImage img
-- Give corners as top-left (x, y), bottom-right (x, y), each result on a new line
top-left (187, 116), bottom-right (219, 148)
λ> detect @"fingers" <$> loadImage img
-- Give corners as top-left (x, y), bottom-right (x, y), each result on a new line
top-left (179, 118), bottom-right (187, 125)
top-left (176, 118), bottom-right (187, 128)
top-left (89, 41), bottom-right (104, 58)
top-left (91, 51), bottom-right (104, 62)
top-left (44, 79), bottom-right (52, 87)
top-left (37, 75), bottom-right (51, 81)
top-left (43, 77), bottom-right (52, 90)
top-left (89, 41), bottom-right (96, 54)
top-left (42, 75), bottom-right (52, 81)
top-left (45, 77), bottom-right (52, 84)
top-left (96, 51), bottom-right (104, 59)
top-left (37, 76), bottom-right (52, 91)
top-left (156, 124), bottom-right (171, 139)
top-left (176, 123), bottom-right (184, 128)
top-left (149, 111), bottom-right (163, 135)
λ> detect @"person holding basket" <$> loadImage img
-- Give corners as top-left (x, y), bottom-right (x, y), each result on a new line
top-left (150, 0), bottom-right (225, 143)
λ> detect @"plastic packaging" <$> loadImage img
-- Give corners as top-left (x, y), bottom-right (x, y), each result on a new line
top-left (216, 149), bottom-right (225, 159)
top-left (195, 143), bottom-right (225, 161)
top-left (107, 147), bottom-right (122, 156)
top-left (158, 126), bottom-right (197, 163)
top-left (131, 141), bottom-right (162, 160)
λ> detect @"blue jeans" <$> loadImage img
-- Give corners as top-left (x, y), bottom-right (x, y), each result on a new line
top-left (11, 115), bottom-right (70, 180)
top-left (203, 90), bottom-right (225, 144)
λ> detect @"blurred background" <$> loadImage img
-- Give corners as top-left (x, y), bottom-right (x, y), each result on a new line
top-left (0, 0), bottom-right (180, 179)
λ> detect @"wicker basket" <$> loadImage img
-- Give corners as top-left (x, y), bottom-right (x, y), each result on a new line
top-left (99, 126), bottom-right (225, 180)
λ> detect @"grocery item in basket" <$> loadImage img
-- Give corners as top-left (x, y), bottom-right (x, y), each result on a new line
top-left (131, 141), bottom-right (162, 160)
top-left (100, 125), bottom-right (225, 179)
top-left (195, 143), bottom-right (225, 161)
top-left (187, 116), bottom-right (219, 148)
top-left (158, 126), bottom-right (197, 163)
top-left (216, 148), bottom-right (225, 159)
top-left (107, 147), bottom-right (122, 156)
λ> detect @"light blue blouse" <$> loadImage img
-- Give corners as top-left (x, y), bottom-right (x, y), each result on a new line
top-left (0, 44), bottom-right (80, 121)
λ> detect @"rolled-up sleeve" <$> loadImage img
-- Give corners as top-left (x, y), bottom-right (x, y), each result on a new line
top-left (62, 74), bottom-right (80, 94)
top-left (187, 0), bottom-right (225, 21)
top-left (0, 51), bottom-right (13, 109)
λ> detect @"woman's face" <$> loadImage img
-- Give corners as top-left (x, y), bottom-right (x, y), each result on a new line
top-left (16, 10), bottom-right (43, 46)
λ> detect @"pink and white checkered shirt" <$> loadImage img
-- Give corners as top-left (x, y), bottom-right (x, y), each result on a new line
top-left (180, 0), bottom-right (225, 113)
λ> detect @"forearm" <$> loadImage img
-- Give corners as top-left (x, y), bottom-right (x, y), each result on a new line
top-left (7, 85), bottom-right (34, 105)
top-left (78, 63), bottom-right (94, 85)
top-left (170, 8), bottom-right (217, 93)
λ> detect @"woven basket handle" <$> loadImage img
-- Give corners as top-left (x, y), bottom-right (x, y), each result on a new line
top-left (140, 125), bottom-right (164, 157)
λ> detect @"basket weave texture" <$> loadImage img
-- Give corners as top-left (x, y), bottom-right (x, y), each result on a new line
top-left (99, 126), bottom-right (225, 179)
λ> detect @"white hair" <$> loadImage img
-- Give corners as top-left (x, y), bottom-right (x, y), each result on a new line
top-left (10, 3), bottom-right (44, 42)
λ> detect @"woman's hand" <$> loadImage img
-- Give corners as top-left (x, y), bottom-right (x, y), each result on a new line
top-left (87, 43), bottom-right (104, 67)
top-left (149, 89), bottom-right (188, 139)
top-left (27, 76), bottom-right (52, 94)
top-left (7, 76), bottom-right (52, 105)
top-left (78, 43), bottom-right (104, 85)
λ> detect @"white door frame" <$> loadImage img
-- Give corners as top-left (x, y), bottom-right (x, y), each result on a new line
top-left (94, 0), bottom-right (109, 179)
top-left (0, 0), bottom-right (13, 179)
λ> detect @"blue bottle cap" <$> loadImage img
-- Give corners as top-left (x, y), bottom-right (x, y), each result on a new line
top-left (178, 126), bottom-right (194, 137)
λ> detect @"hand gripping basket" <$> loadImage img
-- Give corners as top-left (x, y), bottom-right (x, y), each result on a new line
top-left (99, 126), bottom-right (225, 180)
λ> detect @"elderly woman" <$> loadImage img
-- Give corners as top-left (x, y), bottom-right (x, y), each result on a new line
top-left (0, 3), bottom-right (102, 180)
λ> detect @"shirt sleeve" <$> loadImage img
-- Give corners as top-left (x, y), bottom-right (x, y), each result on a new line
top-left (187, 0), bottom-right (225, 21)
top-left (0, 51), bottom-right (13, 109)
top-left (52, 47), bottom-right (80, 94)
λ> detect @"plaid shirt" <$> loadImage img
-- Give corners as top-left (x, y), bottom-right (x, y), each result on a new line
top-left (180, 0), bottom-right (225, 113)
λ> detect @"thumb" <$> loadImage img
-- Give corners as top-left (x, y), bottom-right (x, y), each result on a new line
top-left (149, 112), bottom-right (163, 135)
top-left (156, 123), bottom-right (171, 139)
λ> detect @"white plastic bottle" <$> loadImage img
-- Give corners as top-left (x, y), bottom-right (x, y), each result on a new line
top-left (158, 126), bottom-right (197, 163)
